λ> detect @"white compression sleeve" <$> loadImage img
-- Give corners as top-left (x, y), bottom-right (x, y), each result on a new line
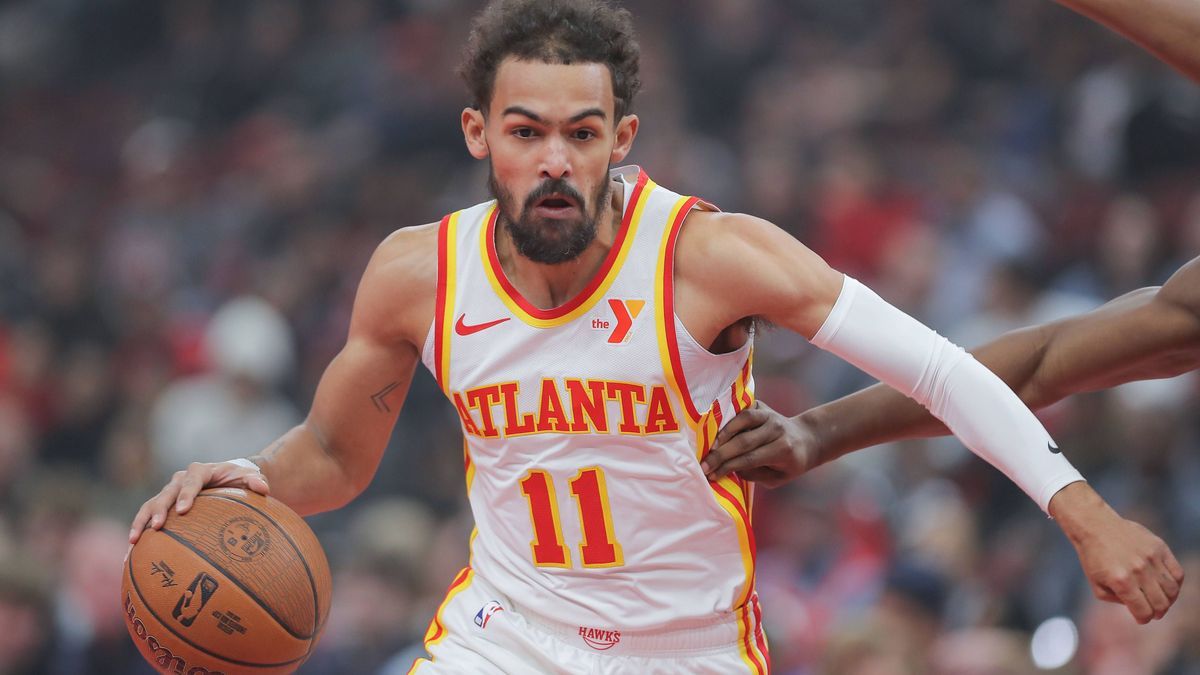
top-left (810, 276), bottom-right (1084, 513)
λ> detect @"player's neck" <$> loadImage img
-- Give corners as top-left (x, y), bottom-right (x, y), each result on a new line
top-left (495, 179), bottom-right (626, 310)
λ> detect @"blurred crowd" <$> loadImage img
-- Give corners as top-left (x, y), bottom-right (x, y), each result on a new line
top-left (0, 0), bottom-right (1198, 673)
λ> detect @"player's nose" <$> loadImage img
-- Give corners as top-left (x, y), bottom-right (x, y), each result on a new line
top-left (539, 135), bottom-right (572, 180)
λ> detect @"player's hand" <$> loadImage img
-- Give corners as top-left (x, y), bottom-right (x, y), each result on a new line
top-left (700, 400), bottom-right (818, 487)
top-left (128, 460), bottom-right (270, 546)
top-left (1050, 482), bottom-right (1184, 624)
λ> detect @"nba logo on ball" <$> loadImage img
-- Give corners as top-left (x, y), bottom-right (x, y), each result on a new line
top-left (172, 572), bottom-right (219, 627)
top-left (474, 601), bottom-right (504, 629)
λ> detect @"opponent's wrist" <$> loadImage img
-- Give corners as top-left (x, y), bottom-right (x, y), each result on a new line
top-left (796, 407), bottom-right (838, 470)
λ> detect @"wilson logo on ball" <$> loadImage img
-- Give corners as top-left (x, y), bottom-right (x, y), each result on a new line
top-left (219, 516), bottom-right (271, 561)
top-left (173, 573), bottom-right (219, 628)
top-left (125, 594), bottom-right (225, 675)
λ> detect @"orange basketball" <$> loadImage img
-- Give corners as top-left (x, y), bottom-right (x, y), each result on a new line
top-left (121, 487), bottom-right (332, 674)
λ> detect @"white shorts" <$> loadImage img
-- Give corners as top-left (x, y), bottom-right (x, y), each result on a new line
top-left (406, 567), bottom-right (770, 674)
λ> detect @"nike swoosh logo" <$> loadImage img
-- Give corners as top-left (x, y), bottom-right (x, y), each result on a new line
top-left (455, 314), bottom-right (510, 336)
top-left (1048, 441), bottom-right (1061, 454)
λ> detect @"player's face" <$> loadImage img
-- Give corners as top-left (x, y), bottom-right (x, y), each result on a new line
top-left (463, 58), bottom-right (638, 264)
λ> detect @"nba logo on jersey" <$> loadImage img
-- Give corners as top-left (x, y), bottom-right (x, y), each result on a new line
top-left (591, 298), bottom-right (645, 344)
top-left (474, 601), bottom-right (504, 629)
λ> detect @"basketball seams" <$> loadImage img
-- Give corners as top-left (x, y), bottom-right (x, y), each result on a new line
top-left (157, 527), bottom-right (314, 642)
top-left (125, 542), bottom-right (309, 668)
top-left (195, 493), bottom-right (323, 644)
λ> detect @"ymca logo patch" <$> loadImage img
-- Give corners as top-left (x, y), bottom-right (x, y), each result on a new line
top-left (474, 600), bottom-right (504, 629)
top-left (578, 625), bottom-right (621, 650)
top-left (590, 298), bottom-right (645, 344)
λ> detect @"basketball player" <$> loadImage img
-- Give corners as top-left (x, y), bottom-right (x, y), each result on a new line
top-left (129, 1), bottom-right (1182, 670)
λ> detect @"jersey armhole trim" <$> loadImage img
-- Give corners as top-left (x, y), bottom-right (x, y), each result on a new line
top-left (656, 195), bottom-right (705, 426)
top-left (433, 212), bottom-right (460, 394)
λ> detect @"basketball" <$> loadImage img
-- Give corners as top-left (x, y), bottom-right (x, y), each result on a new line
top-left (121, 487), bottom-right (332, 674)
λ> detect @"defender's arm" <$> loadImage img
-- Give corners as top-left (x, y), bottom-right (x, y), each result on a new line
top-left (1055, 0), bottom-right (1200, 82)
top-left (777, 256), bottom-right (1200, 469)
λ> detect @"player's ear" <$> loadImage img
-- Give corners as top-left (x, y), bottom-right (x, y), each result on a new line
top-left (463, 107), bottom-right (489, 159)
top-left (611, 114), bottom-right (638, 164)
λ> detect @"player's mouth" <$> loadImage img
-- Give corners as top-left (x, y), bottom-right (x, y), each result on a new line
top-left (533, 194), bottom-right (580, 218)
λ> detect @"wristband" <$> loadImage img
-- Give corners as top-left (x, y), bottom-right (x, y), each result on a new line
top-left (226, 458), bottom-right (263, 473)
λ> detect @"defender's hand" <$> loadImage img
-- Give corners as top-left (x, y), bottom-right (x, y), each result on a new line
top-left (128, 460), bottom-right (270, 545)
top-left (700, 401), bottom-right (818, 487)
top-left (1051, 482), bottom-right (1184, 624)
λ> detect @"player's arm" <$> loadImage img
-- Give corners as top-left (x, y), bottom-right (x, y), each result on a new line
top-left (677, 211), bottom-right (1084, 513)
top-left (130, 224), bottom-right (439, 540)
top-left (706, 256), bottom-right (1200, 480)
top-left (676, 212), bottom-right (1183, 623)
top-left (1054, 0), bottom-right (1200, 82)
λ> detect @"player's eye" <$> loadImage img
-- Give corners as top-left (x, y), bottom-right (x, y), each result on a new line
top-left (513, 127), bottom-right (536, 139)
top-left (573, 129), bottom-right (596, 141)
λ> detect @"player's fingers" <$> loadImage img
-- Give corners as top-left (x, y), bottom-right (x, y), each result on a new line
top-left (711, 404), bottom-right (769, 452)
top-left (1092, 584), bottom-right (1120, 604)
top-left (130, 472), bottom-right (188, 544)
top-left (738, 467), bottom-right (789, 488)
top-left (129, 501), bottom-right (154, 544)
top-left (704, 425), bottom-right (783, 479)
top-left (709, 436), bottom-right (794, 482)
top-left (1137, 559), bottom-right (1176, 619)
top-left (245, 472), bottom-right (270, 496)
top-left (1163, 545), bottom-right (1186, 589)
top-left (1152, 556), bottom-right (1182, 603)
top-left (175, 463), bottom-right (213, 514)
top-left (1140, 570), bottom-right (1172, 620)
top-left (1112, 576), bottom-right (1154, 624)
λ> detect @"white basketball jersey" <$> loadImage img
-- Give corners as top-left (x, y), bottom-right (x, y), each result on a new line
top-left (420, 166), bottom-right (761, 642)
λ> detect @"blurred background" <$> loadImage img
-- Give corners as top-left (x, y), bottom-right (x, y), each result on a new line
top-left (0, 0), bottom-right (1198, 673)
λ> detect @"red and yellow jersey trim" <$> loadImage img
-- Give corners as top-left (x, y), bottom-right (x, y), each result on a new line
top-left (433, 212), bottom-right (461, 395)
top-left (481, 169), bottom-right (654, 328)
top-left (463, 438), bottom-right (476, 494)
top-left (655, 195), bottom-right (704, 425)
top-left (737, 592), bottom-right (770, 674)
top-left (711, 475), bottom-right (758, 594)
top-left (653, 194), bottom-right (760, 619)
top-left (732, 349), bottom-right (754, 413)
top-left (409, 566), bottom-right (475, 675)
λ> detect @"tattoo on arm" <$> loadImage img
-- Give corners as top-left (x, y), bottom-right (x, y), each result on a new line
top-left (370, 382), bottom-right (401, 413)
top-left (251, 441), bottom-right (281, 466)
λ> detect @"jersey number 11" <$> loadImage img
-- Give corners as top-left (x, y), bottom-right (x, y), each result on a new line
top-left (520, 467), bottom-right (624, 568)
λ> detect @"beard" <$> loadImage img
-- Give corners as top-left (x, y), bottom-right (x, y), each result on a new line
top-left (489, 166), bottom-right (612, 265)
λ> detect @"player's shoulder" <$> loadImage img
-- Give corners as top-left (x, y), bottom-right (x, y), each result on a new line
top-left (681, 208), bottom-right (772, 237)
top-left (673, 209), bottom-right (796, 278)
top-left (352, 221), bottom-right (441, 344)
top-left (366, 221), bottom-right (440, 287)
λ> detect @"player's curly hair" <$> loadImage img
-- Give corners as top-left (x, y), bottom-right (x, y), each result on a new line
top-left (459, 0), bottom-right (641, 121)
